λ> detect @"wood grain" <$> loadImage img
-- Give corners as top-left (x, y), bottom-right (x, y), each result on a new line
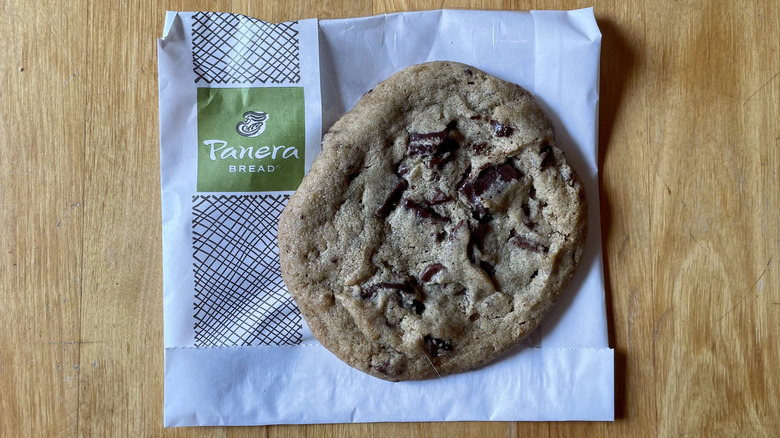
top-left (1, 0), bottom-right (778, 436)
top-left (1, 1), bottom-right (87, 436)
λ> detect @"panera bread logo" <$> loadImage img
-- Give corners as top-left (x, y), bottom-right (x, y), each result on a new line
top-left (236, 111), bottom-right (268, 137)
top-left (197, 87), bottom-right (305, 192)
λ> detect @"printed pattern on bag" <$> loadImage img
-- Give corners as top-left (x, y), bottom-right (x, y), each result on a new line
top-left (191, 194), bottom-right (302, 346)
top-left (191, 12), bottom-right (301, 84)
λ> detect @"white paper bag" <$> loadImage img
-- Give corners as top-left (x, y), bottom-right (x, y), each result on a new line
top-left (158, 8), bottom-right (613, 426)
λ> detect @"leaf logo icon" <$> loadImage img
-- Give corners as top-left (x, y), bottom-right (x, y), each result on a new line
top-left (236, 111), bottom-right (269, 137)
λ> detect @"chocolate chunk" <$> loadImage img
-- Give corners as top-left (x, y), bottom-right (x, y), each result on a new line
top-left (376, 179), bottom-right (408, 218)
top-left (539, 144), bottom-right (553, 168)
top-left (459, 163), bottom-right (522, 219)
top-left (411, 299), bottom-right (425, 315)
top-left (521, 202), bottom-right (531, 218)
top-left (420, 263), bottom-right (446, 282)
top-left (426, 153), bottom-right (451, 169)
top-left (510, 235), bottom-right (549, 254)
top-left (371, 362), bottom-right (395, 377)
top-left (489, 120), bottom-right (514, 137)
top-left (424, 335), bottom-right (453, 357)
top-left (429, 190), bottom-right (450, 205)
top-left (467, 81), bottom-right (475, 85)
top-left (427, 133), bottom-right (459, 169)
top-left (471, 142), bottom-right (487, 154)
top-left (370, 356), bottom-right (408, 378)
top-left (408, 129), bottom-right (448, 157)
top-left (479, 260), bottom-right (496, 277)
top-left (394, 280), bottom-right (425, 315)
top-left (458, 180), bottom-right (488, 221)
top-left (441, 137), bottom-right (458, 153)
top-left (476, 211), bottom-right (493, 223)
top-left (402, 200), bottom-right (449, 222)
top-left (469, 163), bottom-right (522, 197)
top-left (529, 270), bottom-right (539, 281)
top-left (496, 163), bottom-right (522, 181)
top-left (448, 220), bottom-right (467, 241)
top-left (360, 287), bottom-right (378, 299)
top-left (381, 282), bottom-right (408, 290)
top-left (521, 202), bottom-right (537, 229)
top-left (458, 179), bottom-right (479, 205)
top-left (465, 69), bottom-right (473, 76)
top-left (396, 164), bottom-right (411, 177)
top-left (470, 114), bottom-right (482, 120)
top-left (469, 222), bottom-right (486, 246)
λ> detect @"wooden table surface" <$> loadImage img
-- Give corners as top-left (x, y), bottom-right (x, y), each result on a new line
top-left (2, 0), bottom-right (778, 436)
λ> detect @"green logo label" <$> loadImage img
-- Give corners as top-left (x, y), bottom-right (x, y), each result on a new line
top-left (197, 87), bottom-right (305, 192)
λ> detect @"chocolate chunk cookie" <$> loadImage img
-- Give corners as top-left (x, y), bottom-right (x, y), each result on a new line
top-left (278, 61), bottom-right (587, 381)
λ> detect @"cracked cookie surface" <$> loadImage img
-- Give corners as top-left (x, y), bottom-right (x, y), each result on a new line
top-left (278, 61), bottom-right (587, 381)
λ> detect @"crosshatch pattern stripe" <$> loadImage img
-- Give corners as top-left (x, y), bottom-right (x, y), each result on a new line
top-left (191, 194), bottom-right (302, 347)
top-left (191, 12), bottom-right (301, 84)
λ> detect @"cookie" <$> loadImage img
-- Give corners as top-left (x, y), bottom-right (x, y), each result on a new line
top-left (278, 61), bottom-right (587, 381)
